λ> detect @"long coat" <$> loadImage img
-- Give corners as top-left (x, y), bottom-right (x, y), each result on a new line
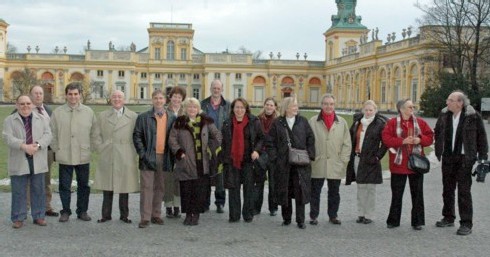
top-left (346, 113), bottom-right (388, 185)
top-left (168, 114), bottom-right (222, 181)
top-left (93, 107), bottom-right (139, 193)
top-left (309, 113), bottom-right (351, 180)
top-left (269, 115), bottom-right (315, 206)
top-left (2, 112), bottom-right (52, 176)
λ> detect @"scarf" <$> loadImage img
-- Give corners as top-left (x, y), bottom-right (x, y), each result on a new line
top-left (231, 115), bottom-right (249, 169)
top-left (356, 115), bottom-right (375, 153)
top-left (189, 116), bottom-right (203, 175)
top-left (394, 115), bottom-right (422, 165)
top-left (322, 110), bottom-right (335, 130)
top-left (260, 113), bottom-right (275, 134)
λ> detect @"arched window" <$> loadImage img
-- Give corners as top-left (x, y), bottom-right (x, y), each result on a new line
top-left (167, 41), bottom-right (175, 60)
top-left (394, 67), bottom-right (401, 103)
top-left (380, 69), bottom-right (387, 103)
top-left (410, 65), bottom-right (419, 102)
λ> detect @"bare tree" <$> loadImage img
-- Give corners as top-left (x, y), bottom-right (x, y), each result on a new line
top-left (12, 68), bottom-right (39, 96)
top-left (80, 79), bottom-right (97, 104)
top-left (416, 0), bottom-right (490, 93)
top-left (236, 46), bottom-right (263, 60)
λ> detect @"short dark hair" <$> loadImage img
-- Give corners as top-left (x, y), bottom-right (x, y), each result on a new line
top-left (230, 97), bottom-right (251, 117)
top-left (65, 82), bottom-right (82, 95)
top-left (168, 86), bottom-right (186, 100)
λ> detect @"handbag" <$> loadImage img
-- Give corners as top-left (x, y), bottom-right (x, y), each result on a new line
top-left (285, 128), bottom-right (310, 166)
top-left (408, 153), bottom-right (430, 174)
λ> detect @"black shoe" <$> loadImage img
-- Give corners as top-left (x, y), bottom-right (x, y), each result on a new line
top-left (413, 225), bottom-right (423, 231)
top-left (309, 219), bottom-right (318, 225)
top-left (191, 214), bottom-right (199, 226)
top-left (270, 210), bottom-right (277, 216)
top-left (120, 217), bottom-right (132, 224)
top-left (387, 224), bottom-right (399, 229)
top-left (229, 218), bottom-right (240, 223)
top-left (435, 218), bottom-right (455, 227)
top-left (166, 207), bottom-right (174, 218)
top-left (282, 220), bottom-right (291, 226)
top-left (183, 214), bottom-right (192, 226)
top-left (457, 226), bottom-right (472, 236)
top-left (356, 216), bottom-right (365, 223)
top-left (297, 223), bottom-right (306, 229)
top-left (244, 217), bottom-right (253, 223)
top-left (252, 209), bottom-right (260, 216)
top-left (329, 218), bottom-right (341, 225)
top-left (216, 205), bottom-right (224, 214)
top-left (97, 217), bottom-right (112, 223)
top-left (173, 207), bottom-right (181, 218)
top-left (363, 218), bottom-right (373, 224)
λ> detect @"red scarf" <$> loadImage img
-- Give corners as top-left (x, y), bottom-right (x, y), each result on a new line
top-left (231, 115), bottom-right (249, 169)
top-left (260, 114), bottom-right (275, 134)
top-left (322, 110), bottom-right (335, 130)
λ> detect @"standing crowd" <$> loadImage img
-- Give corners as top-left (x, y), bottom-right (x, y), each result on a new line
top-left (2, 81), bottom-right (487, 236)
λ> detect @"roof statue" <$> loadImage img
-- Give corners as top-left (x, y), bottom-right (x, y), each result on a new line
top-left (330, 0), bottom-right (366, 29)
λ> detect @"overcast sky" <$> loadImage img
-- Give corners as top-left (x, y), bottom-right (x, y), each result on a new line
top-left (1, 0), bottom-right (429, 61)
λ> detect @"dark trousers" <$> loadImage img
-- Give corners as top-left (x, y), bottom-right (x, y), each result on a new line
top-left (387, 173), bottom-right (425, 227)
top-left (207, 172), bottom-right (226, 208)
top-left (281, 168), bottom-right (305, 224)
top-left (310, 178), bottom-right (340, 219)
top-left (59, 163), bottom-right (90, 216)
top-left (180, 175), bottom-right (209, 214)
top-left (228, 164), bottom-right (254, 221)
top-left (101, 191), bottom-right (129, 219)
top-left (253, 164), bottom-right (278, 213)
top-left (441, 156), bottom-right (473, 227)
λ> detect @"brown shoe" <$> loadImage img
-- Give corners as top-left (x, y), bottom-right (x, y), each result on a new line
top-left (34, 219), bottom-right (47, 226)
top-left (138, 220), bottom-right (150, 228)
top-left (151, 217), bottom-right (164, 225)
top-left (45, 210), bottom-right (59, 217)
top-left (329, 218), bottom-right (342, 225)
top-left (12, 221), bottom-right (23, 229)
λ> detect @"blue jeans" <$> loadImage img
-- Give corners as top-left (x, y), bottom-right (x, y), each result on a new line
top-left (11, 169), bottom-right (46, 222)
top-left (59, 164), bottom-right (90, 216)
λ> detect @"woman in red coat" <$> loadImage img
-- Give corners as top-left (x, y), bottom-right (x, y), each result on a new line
top-left (381, 99), bottom-right (433, 230)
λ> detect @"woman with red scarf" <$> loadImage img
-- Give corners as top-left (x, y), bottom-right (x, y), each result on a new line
top-left (253, 97), bottom-right (280, 216)
top-left (221, 98), bottom-right (264, 223)
top-left (382, 99), bottom-right (433, 230)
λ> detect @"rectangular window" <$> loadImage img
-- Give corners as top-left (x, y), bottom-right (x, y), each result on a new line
top-left (118, 70), bottom-right (125, 78)
top-left (381, 81), bottom-right (386, 103)
top-left (235, 73), bottom-right (242, 80)
top-left (141, 72), bottom-right (147, 79)
top-left (214, 73), bottom-right (221, 79)
top-left (179, 73), bottom-right (186, 81)
top-left (394, 80), bottom-right (401, 103)
top-left (309, 88), bottom-right (320, 104)
top-left (180, 48), bottom-right (187, 60)
top-left (168, 73), bottom-right (173, 79)
top-left (192, 88), bottom-right (200, 99)
top-left (234, 86), bottom-right (243, 99)
top-left (97, 70), bottom-right (103, 77)
top-left (254, 87), bottom-right (264, 104)
top-left (411, 79), bottom-right (418, 102)
top-left (155, 48), bottom-right (161, 60)
top-left (155, 73), bottom-right (161, 79)
top-left (193, 73), bottom-right (200, 80)
top-left (140, 87), bottom-right (145, 99)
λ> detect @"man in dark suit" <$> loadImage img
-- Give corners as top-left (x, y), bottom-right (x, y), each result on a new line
top-left (29, 85), bottom-right (58, 217)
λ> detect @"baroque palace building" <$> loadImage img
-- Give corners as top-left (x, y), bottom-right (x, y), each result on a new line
top-left (0, 0), bottom-right (439, 111)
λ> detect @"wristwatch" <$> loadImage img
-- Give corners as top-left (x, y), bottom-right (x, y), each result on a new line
top-left (36, 143), bottom-right (41, 149)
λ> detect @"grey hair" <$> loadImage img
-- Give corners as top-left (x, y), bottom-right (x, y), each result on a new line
top-left (319, 93), bottom-right (335, 105)
top-left (452, 90), bottom-right (470, 107)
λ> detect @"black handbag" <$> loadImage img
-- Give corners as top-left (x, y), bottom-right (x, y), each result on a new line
top-left (285, 128), bottom-right (310, 166)
top-left (408, 153), bottom-right (430, 174)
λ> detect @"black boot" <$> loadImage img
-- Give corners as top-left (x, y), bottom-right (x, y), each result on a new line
top-left (173, 207), bottom-right (181, 218)
top-left (166, 207), bottom-right (174, 218)
top-left (191, 213), bottom-right (200, 226)
top-left (183, 214), bottom-right (192, 225)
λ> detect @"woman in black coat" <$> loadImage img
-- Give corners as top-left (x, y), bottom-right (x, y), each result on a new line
top-left (221, 98), bottom-right (264, 223)
top-left (269, 97), bottom-right (315, 229)
top-left (346, 100), bottom-right (388, 224)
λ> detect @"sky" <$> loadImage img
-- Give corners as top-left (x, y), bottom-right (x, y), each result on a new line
top-left (0, 0), bottom-right (430, 61)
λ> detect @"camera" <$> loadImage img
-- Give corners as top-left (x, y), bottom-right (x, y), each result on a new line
top-left (472, 160), bottom-right (490, 183)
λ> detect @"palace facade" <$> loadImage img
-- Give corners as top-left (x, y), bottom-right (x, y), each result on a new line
top-left (0, 1), bottom-right (439, 110)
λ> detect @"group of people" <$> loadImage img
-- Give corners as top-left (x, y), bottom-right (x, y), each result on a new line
top-left (3, 81), bottom-right (487, 236)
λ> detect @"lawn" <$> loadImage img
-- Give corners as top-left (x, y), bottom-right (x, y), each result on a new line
top-left (2, 104), bottom-right (392, 191)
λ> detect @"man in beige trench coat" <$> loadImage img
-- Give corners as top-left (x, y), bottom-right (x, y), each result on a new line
top-left (93, 90), bottom-right (139, 224)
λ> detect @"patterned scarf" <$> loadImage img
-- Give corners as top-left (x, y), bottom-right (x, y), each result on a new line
top-left (231, 115), bottom-right (249, 169)
top-left (189, 116), bottom-right (203, 175)
top-left (394, 115), bottom-right (422, 165)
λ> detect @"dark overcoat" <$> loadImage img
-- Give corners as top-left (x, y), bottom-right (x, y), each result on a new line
top-left (346, 113), bottom-right (388, 185)
top-left (269, 115), bottom-right (315, 206)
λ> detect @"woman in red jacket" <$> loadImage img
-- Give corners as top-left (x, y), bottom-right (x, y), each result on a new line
top-left (381, 99), bottom-right (433, 230)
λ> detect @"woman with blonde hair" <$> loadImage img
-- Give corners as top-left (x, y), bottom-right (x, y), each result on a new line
top-left (168, 97), bottom-right (222, 225)
top-left (346, 100), bottom-right (388, 224)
